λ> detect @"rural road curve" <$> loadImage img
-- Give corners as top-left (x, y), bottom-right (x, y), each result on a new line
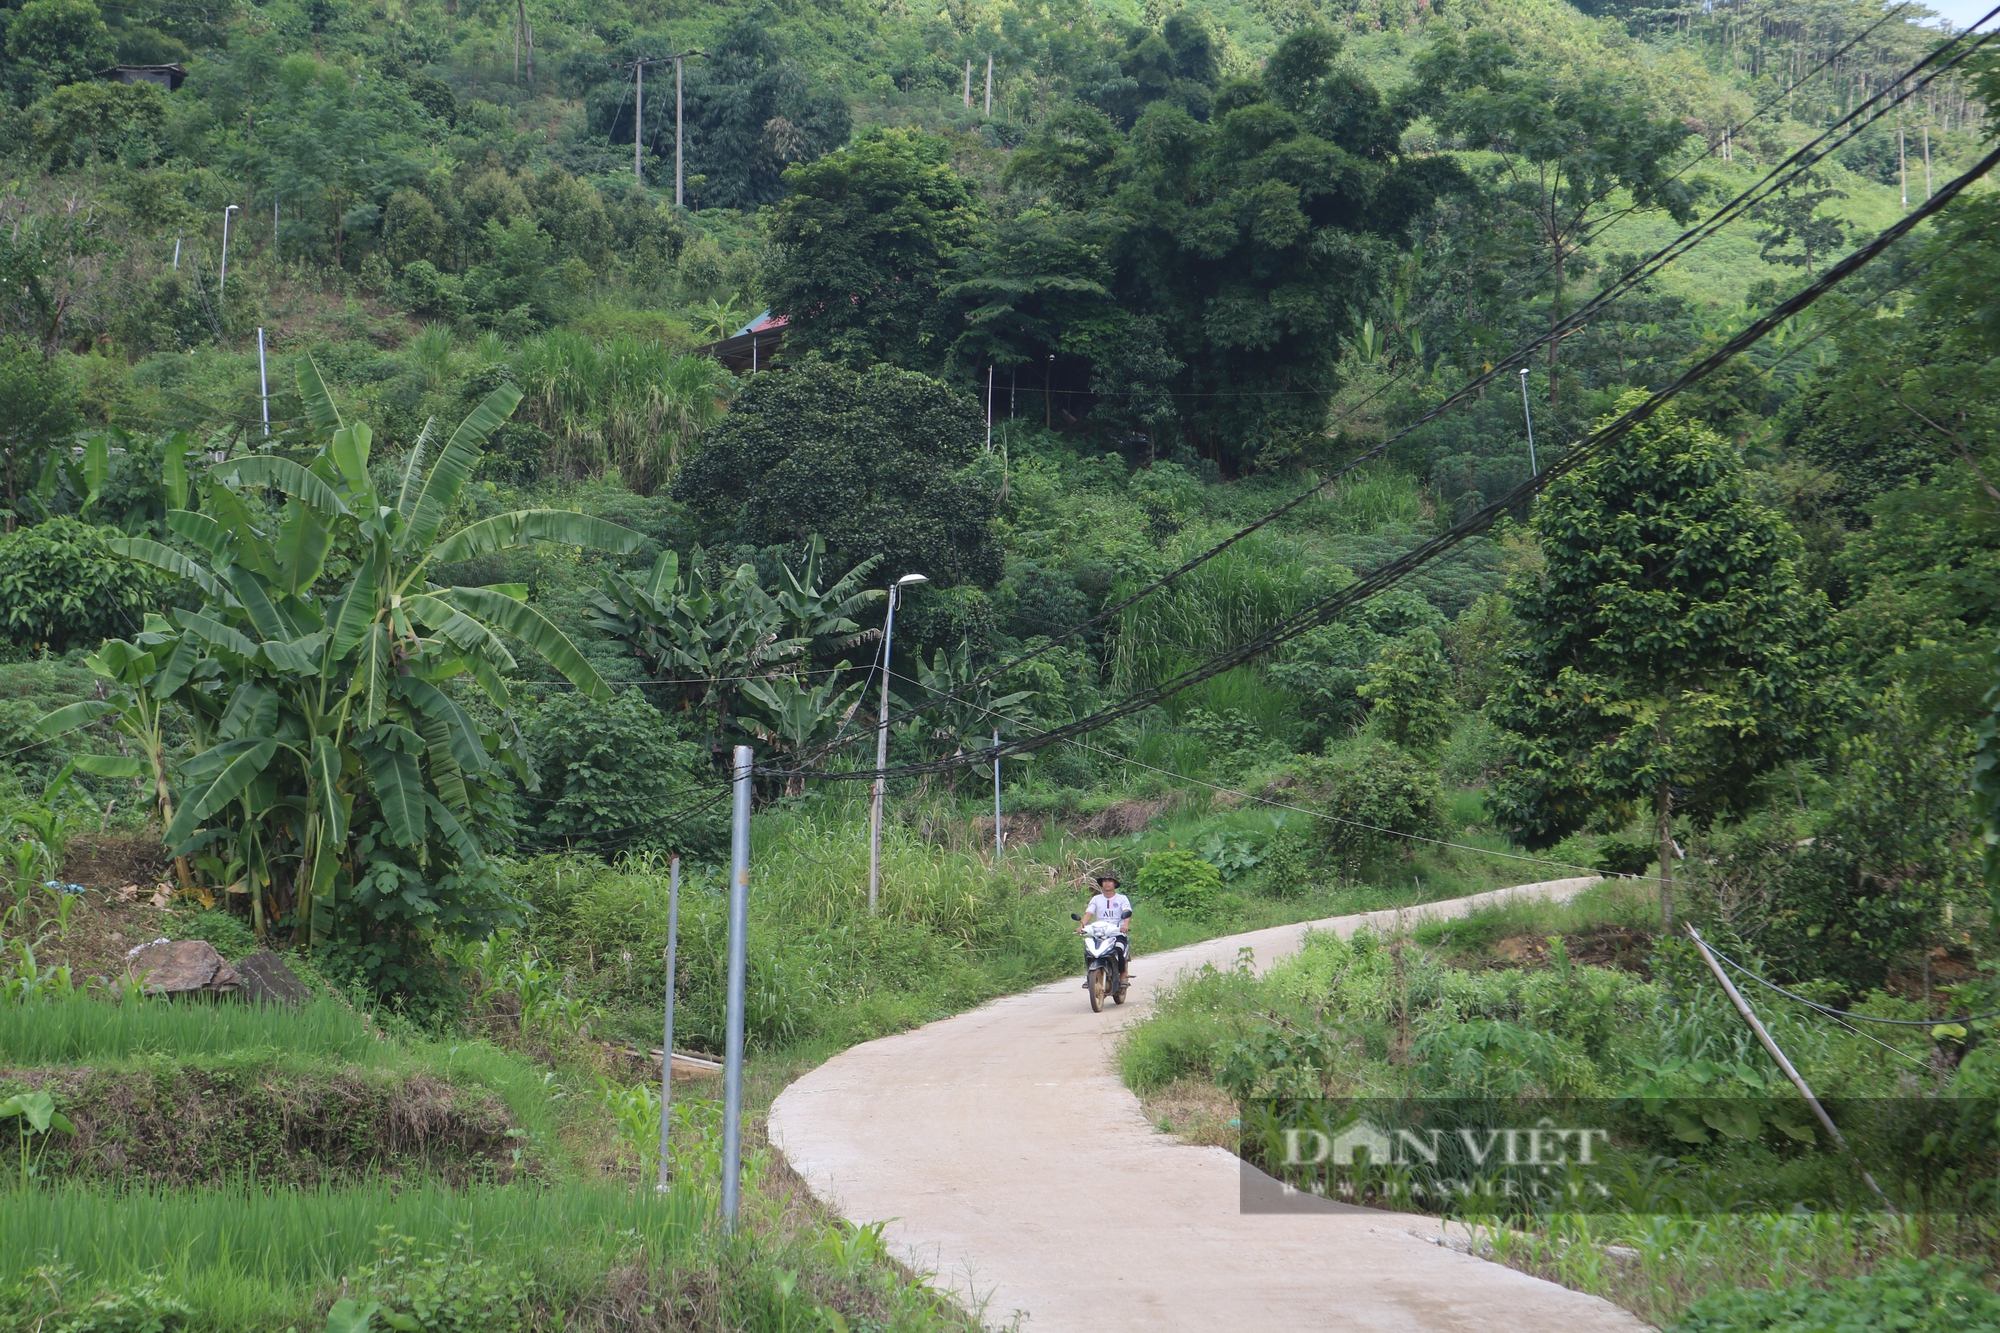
top-left (769, 875), bottom-right (1651, 1332)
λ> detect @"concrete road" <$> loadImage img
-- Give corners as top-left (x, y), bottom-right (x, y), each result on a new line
top-left (769, 876), bottom-right (1652, 1333)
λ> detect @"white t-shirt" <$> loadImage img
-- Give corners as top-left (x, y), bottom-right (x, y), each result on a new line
top-left (1086, 892), bottom-right (1132, 929)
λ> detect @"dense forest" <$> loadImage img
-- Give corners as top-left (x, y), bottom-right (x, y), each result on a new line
top-left (3, 0), bottom-right (2000, 1327)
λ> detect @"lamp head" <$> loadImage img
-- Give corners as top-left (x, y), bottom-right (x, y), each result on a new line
top-left (225, 204), bottom-right (239, 214)
top-left (896, 573), bottom-right (930, 587)
top-left (1518, 367), bottom-right (1528, 377)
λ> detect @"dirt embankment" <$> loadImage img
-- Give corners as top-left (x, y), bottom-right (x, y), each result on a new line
top-left (0, 1061), bottom-right (524, 1187)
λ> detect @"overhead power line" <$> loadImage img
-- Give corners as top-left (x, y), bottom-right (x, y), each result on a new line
top-left (834, 11), bottom-right (2000, 760)
top-left (753, 129), bottom-right (2000, 786)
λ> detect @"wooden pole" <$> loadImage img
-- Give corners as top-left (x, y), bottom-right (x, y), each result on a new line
top-left (1688, 927), bottom-right (1896, 1211)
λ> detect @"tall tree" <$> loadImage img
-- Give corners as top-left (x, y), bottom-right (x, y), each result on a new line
top-left (1413, 32), bottom-right (1695, 410)
top-left (1487, 399), bottom-right (1831, 925)
top-left (671, 360), bottom-right (1000, 589)
top-left (1008, 25), bottom-right (1467, 471)
top-left (765, 129), bottom-right (983, 371)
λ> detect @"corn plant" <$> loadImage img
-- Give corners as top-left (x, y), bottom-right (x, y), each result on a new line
top-left (37, 356), bottom-right (643, 954)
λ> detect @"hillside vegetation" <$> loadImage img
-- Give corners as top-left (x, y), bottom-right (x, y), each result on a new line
top-left (3, 0), bottom-right (2000, 1328)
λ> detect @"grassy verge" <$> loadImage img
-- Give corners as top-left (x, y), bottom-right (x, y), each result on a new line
top-left (1116, 882), bottom-right (2000, 1329)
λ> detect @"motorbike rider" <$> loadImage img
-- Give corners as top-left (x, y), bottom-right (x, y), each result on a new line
top-left (1078, 873), bottom-right (1133, 987)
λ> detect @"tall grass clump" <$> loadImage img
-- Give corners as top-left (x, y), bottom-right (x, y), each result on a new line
top-left (0, 995), bottom-right (377, 1065)
top-left (1110, 532), bottom-right (1347, 694)
top-left (512, 331), bottom-right (732, 493)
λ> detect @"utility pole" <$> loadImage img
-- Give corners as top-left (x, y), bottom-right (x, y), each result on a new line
top-left (869, 574), bottom-right (928, 914)
top-left (257, 328), bottom-right (270, 437)
top-left (986, 365), bottom-right (994, 452)
top-left (612, 52), bottom-right (704, 195)
top-left (219, 204), bottom-right (238, 296)
top-left (993, 729), bottom-right (1003, 860)
top-left (656, 853), bottom-right (680, 1192)
top-left (1899, 126), bottom-right (1908, 208)
top-left (984, 53), bottom-right (993, 116)
top-left (721, 751), bottom-right (751, 1229)
top-left (963, 58), bottom-right (972, 107)
top-left (1924, 125), bottom-right (1932, 199)
top-left (1518, 367), bottom-right (1538, 475)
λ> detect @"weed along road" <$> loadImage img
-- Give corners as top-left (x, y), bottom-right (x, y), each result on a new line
top-left (770, 877), bottom-right (1647, 1333)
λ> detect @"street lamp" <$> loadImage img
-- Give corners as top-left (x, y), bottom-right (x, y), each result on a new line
top-left (220, 205), bottom-right (240, 296)
top-left (868, 572), bottom-right (928, 915)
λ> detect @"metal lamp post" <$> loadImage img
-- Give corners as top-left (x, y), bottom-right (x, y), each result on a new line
top-left (219, 205), bottom-right (240, 296)
top-left (868, 573), bottom-right (928, 915)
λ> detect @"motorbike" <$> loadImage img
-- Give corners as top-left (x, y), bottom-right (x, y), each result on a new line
top-left (1071, 910), bottom-right (1132, 1012)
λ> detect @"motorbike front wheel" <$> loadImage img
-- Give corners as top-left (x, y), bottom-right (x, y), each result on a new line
top-left (1087, 967), bottom-right (1105, 1013)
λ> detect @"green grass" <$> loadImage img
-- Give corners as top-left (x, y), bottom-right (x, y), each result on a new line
top-left (0, 996), bottom-right (377, 1065)
top-left (1, 1180), bottom-right (709, 1329)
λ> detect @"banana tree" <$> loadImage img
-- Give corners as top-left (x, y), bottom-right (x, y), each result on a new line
top-left (737, 669), bottom-right (868, 796)
top-left (40, 356), bottom-right (642, 951)
top-left (907, 638), bottom-right (1037, 793)
top-left (591, 548), bottom-right (808, 734)
top-left (772, 536), bottom-right (883, 658)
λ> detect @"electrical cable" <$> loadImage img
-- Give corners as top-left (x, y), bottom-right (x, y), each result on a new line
top-left (796, 12), bottom-right (2000, 765)
top-left (755, 130), bottom-right (2000, 784)
top-left (874, 665), bottom-right (1664, 883)
top-left (1703, 937), bottom-right (2000, 1028)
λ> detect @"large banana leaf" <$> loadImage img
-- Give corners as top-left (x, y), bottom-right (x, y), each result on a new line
top-left (72, 754), bottom-right (147, 779)
top-left (35, 700), bottom-right (118, 736)
top-left (330, 423), bottom-right (372, 493)
top-left (177, 610), bottom-right (261, 660)
top-left (358, 625), bottom-right (394, 727)
top-left (360, 739), bottom-right (426, 846)
top-left (326, 552), bottom-right (383, 665)
top-left (445, 585), bottom-right (610, 700)
top-left (405, 594), bottom-right (517, 670)
top-left (296, 353), bottom-right (344, 431)
top-left (431, 510), bottom-right (646, 566)
top-left (274, 500), bottom-right (335, 596)
top-left (402, 384), bottom-right (523, 553)
top-left (105, 537), bottom-right (220, 598)
top-left (213, 456), bottom-right (350, 516)
top-left (393, 677), bottom-right (491, 776)
top-left (310, 735), bottom-right (347, 846)
top-left (164, 738), bottom-right (279, 848)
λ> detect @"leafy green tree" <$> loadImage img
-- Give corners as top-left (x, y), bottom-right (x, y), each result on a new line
top-left (1008, 26), bottom-right (1468, 469)
top-left (1414, 31), bottom-right (1695, 410)
top-left (521, 689), bottom-right (722, 855)
top-left (4, 0), bottom-right (115, 103)
top-left (672, 361), bottom-right (1001, 589)
top-left (1487, 400), bottom-right (1832, 925)
top-left (1084, 14), bottom-right (1219, 128)
top-left (39, 359), bottom-right (642, 968)
top-left (1749, 169), bottom-right (1849, 278)
top-left (0, 516), bottom-right (163, 651)
top-left (1358, 626), bottom-right (1456, 755)
top-left (264, 56), bottom-right (427, 267)
top-left (0, 338), bottom-right (79, 526)
top-left (26, 80), bottom-right (166, 169)
top-left (1312, 738), bottom-right (1445, 864)
top-left (765, 129), bottom-right (983, 370)
top-left (680, 20), bottom-right (850, 209)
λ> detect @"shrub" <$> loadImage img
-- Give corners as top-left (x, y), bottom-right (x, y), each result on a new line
top-left (0, 517), bottom-right (163, 652)
top-left (1135, 847), bottom-right (1222, 921)
top-left (1595, 837), bottom-right (1657, 878)
top-left (519, 690), bottom-right (724, 857)
top-left (1311, 739), bottom-right (1445, 862)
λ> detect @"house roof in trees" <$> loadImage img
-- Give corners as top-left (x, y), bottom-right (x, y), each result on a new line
top-left (697, 311), bottom-right (789, 376)
top-left (96, 64), bottom-right (189, 90)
